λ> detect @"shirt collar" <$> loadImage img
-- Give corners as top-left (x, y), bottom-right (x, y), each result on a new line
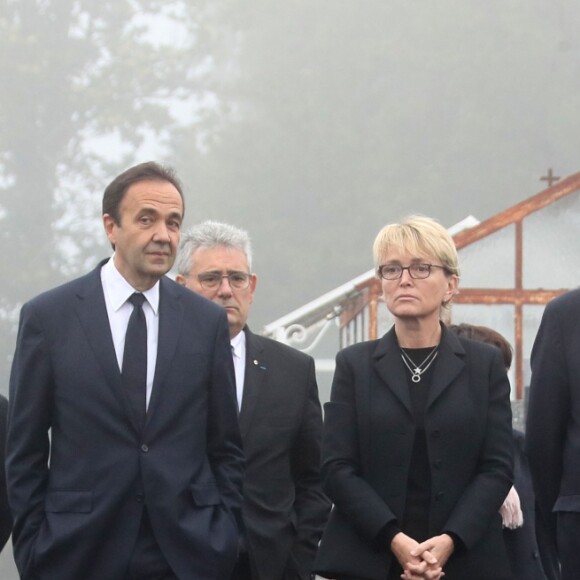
top-left (101, 257), bottom-right (160, 314)
top-left (230, 329), bottom-right (246, 359)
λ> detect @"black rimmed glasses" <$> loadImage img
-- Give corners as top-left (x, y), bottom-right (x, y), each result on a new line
top-left (197, 271), bottom-right (252, 290)
top-left (377, 263), bottom-right (447, 280)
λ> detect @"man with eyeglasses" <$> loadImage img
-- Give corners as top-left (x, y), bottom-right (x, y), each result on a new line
top-left (175, 220), bottom-right (330, 580)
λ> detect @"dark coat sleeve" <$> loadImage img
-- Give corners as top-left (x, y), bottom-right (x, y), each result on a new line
top-left (525, 295), bottom-right (570, 536)
top-left (0, 394), bottom-right (12, 550)
top-left (241, 332), bottom-right (329, 580)
top-left (287, 355), bottom-right (331, 575)
top-left (6, 301), bottom-right (53, 575)
top-left (321, 347), bottom-right (398, 541)
top-left (206, 312), bottom-right (246, 531)
top-left (439, 346), bottom-right (514, 550)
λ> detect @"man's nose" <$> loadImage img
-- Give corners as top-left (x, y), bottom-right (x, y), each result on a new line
top-left (217, 276), bottom-right (233, 295)
top-left (152, 221), bottom-right (171, 242)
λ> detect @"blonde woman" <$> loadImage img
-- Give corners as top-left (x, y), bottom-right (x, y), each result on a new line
top-left (315, 216), bottom-right (513, 580)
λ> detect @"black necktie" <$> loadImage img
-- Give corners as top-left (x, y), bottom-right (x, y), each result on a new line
top-left (231, 345), bottom-right (240, 415)
top-left (123, 293), bottom-right (147, 430)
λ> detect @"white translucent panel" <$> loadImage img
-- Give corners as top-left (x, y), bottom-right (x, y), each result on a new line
top-left (522, 305), bottom-right (545, 390)
top-left (523, 191), bottom-right (580, 288)
top-left (450, 304), bottom-right (515, 399)
top-left (458, 225), bottom-right (515, 288)
top-left (377, 298), bottom-right (395, 337)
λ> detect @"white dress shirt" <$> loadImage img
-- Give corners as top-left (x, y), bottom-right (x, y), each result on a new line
top-left (100, 257), bottom-right (160, 409)
top-left (230, 330), bottom-right (246, 411)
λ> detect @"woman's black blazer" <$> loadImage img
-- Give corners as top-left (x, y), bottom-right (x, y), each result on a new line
top-left (315, 325), bottom-right (514, 580)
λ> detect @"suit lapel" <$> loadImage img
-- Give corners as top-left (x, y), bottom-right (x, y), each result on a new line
top-left (427, 325), bottom-right (465, 408)
top-left (372, 327), bottom-right (413, 416)
top-left (147, 278), bottom-right (183, 422)
top-left (74, 262), bottom-right (141, 433)
top-left (239, 328), bottom-right (266, 439)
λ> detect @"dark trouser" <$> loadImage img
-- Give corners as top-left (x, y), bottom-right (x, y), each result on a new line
top-left (230, 552), bottom-right (252, 580)
top-left (126, 509), bottom-right (177, 580)
top-left (557, 512), bottom-right (579, 580)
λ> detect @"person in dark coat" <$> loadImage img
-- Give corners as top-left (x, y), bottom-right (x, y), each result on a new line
top-left (314, 216), bottom-right (514, 580)
top-left (525, 288), bottom-right (580, 580)
top-left (175, 220), bottom-right (330, 580)
top-left (448, 323), bottom-right (559, 580)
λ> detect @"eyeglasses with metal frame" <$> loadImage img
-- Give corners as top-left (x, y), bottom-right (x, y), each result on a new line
top-left (377, 263), bottom-right (447, 280)
top-left (197, 271), bottom-right (252, 290)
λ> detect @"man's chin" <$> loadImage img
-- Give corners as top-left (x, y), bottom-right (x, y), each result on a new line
top-left (226, 313), bottom-right (243, 330)
top-left (147, 257), bottom-right (172, 273)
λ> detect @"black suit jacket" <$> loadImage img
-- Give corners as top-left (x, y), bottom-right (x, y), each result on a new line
top-left (6, 262), bottom-right (244, 580)
top-left (239, 328), bottom-right (330, 580)
top-left (315, 325), bottom-right (514, 580)
top-left (526, 288), bottom-right (580, 565)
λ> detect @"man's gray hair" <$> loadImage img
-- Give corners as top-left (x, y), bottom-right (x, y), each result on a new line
top-left (176, 220), bottom-right (253, 276)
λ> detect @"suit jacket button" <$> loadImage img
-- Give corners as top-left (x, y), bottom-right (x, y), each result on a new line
top-left (136, 493), bottom-right (144, 503)
top-left (141, 444), bottom-right (149, 453)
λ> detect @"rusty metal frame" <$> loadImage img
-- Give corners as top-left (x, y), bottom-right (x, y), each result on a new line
top-left (336, 174), bottom-right (580, 400)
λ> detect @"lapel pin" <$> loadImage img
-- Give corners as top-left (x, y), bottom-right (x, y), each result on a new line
top-left (254, 359), bottom-right (267, 370)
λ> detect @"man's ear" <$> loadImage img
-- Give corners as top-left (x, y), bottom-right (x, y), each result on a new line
top-left (249, 274), bottom-right (258, 304)
top-left (175, 274), bottom-right (186, 286)
top-left (103, 214), bottom-right (116, 245)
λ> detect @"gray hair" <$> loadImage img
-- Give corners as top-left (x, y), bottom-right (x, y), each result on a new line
top-left (176, 220), bottom-right (253, 276)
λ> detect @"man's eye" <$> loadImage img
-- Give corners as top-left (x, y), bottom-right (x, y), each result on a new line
top-left (201, 275), bottom-right (220, 284)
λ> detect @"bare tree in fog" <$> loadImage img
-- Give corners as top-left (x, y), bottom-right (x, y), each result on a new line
top-left (0, 0), bottom-right (237, 386)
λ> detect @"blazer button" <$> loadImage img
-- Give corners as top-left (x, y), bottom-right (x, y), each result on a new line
top-left (136, 493), bottom-right (144, 503)
top-left (141, 444), bottom-right (149, 453)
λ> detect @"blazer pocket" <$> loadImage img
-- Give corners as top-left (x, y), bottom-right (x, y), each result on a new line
top-left (190, 482), bottom-right (222, 506)
top-left (45, 490), bottom-right (93, 513)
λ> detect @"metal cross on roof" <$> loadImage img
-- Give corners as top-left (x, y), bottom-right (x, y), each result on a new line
top-left (540, 168), bottom-right (560, 187)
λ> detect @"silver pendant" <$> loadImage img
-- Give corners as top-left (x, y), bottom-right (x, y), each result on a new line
top-left (412, 373), bottom-right (421, 383)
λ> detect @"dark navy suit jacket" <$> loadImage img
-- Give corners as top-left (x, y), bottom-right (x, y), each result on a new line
top-left (6, 262), bottom-right (244, 579)
top-left (525, 289), bottom-right (580, 579)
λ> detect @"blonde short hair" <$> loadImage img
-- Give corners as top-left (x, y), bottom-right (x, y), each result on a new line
top-left (373, 215), bottom-right (460, 277)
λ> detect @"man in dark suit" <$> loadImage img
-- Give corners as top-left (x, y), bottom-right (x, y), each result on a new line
top-left (6, 163), bottom-right (244, 579)
top-left (526, 289), bottom-right (580, 580)
top-left (175, 220), bottom-right (330, 580)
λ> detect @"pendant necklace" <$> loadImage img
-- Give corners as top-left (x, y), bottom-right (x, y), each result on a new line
top-left (400, 345), bottom-right (439, 383)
